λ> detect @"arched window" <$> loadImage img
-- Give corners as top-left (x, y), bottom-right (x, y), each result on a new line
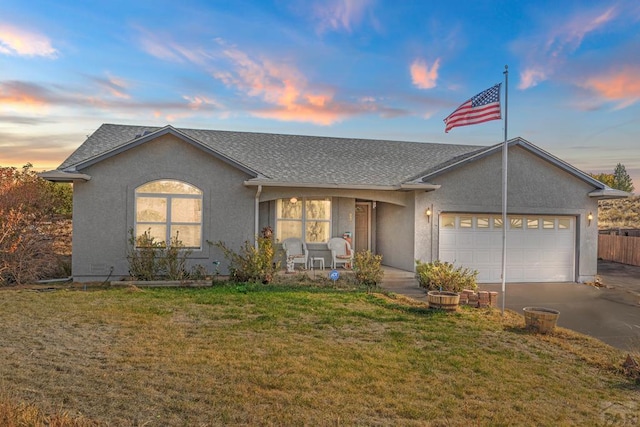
top-left (135, 180), bottom-right (203, 249)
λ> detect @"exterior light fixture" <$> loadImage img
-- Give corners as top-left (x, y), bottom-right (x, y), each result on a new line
top-left (290, 197), bottom-right (298, 204)
top-left (425, 207), bottom-right (432, 222)
top-left (587, 212), bottom-right (593, 226)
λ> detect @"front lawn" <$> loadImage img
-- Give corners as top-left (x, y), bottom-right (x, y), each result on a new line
top-left (1, 284), bottom-right (638, 426)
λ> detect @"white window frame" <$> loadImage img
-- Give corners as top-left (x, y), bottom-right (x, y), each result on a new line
top-left (276, 197), bottom-right (332, 243)
top-left (134, 180), bottom-right (203, 249)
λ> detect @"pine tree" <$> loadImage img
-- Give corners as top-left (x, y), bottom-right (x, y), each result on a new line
top-left (613, 163), bottom-right (634, 193)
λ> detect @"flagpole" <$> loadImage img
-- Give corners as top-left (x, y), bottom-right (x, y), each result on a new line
top-left (501, 65), bottom-right (509, 316)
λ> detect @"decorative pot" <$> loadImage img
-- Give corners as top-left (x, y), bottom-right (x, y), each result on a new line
top-left (523, 307), bottom-right (560, 334)
top-left (427, 291), bottom-right (460, 311)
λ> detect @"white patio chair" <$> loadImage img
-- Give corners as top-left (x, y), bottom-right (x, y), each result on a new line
top-left (281, 237), bottom-right (308, 270)
top-left (327, 237), bottom-right (354, 269)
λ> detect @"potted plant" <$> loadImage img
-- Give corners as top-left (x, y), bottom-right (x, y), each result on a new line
top-left (415, 260), bottom-right (478, 310)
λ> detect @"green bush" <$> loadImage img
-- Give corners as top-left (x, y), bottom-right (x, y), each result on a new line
top-left (214, 226), bottom-right (280, 284)
top-left (353, 250), bottom-right (384, 291)
top-left (127, 229), bottom-right (192, 280)
top-left (415, 260), bottom-right (478, 293)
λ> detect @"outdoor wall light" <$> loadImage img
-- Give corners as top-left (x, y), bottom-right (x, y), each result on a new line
top-left (425, 208), bottom-right (432, 222)
top-left (289, 197), bottom-right (298, 204)
top-left (587, 212), bottom-right (593, 226)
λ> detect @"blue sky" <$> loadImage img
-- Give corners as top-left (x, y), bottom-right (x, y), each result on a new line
top-left (1, 0), bottom-right (639, 190)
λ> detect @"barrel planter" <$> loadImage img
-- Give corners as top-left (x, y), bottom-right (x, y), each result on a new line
top-left (523, 307), bottom-right (560, 334)
top-left (427, 291), bottom-right (460, 311)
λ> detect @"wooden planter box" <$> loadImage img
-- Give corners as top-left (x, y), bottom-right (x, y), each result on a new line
top-left (523, 307), bottom-right (560, 333)
top-left (427, 291), bottom-right (460, 311)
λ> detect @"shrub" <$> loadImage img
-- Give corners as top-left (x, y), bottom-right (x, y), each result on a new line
top-left (353, 250), bottom-right (384, 291)
top-left (415, 260), bottom-right (478, 293)
top-left (0, 164), bottom-right (68, 285)
top-left (161, 233), bottom-right (192, 280)
top-left (213, 226), bottom-right (280, 284)
top-left (127, 229), bottom-right (192, 280)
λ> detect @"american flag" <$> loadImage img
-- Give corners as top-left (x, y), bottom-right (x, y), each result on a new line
top-left (444, 83), bottom-right (502, 133)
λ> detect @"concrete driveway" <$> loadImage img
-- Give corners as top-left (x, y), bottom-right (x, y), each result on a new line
top-left (382, 261), bottom-right (640, 352)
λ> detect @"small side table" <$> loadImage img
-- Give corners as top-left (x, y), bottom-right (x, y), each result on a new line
top-left (309, 257), bottom-right (325, 270)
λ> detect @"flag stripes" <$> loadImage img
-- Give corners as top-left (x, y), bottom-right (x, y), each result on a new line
top-left (444, 83), bottom-right (502, 133)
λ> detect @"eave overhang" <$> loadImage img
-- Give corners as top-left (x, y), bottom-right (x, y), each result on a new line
top-left (38, 170), bottom-right (91, 182)
top-left (243, 180), bottom-right (440, 192)
top-left (588, 188), bottom-right (632, 199)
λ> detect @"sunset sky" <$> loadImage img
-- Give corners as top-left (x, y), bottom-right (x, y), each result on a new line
top-left (1, 0), bottom-right (639, 191)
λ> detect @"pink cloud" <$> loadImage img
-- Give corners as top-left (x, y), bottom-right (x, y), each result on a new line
top-left (91, 74), bottom-right (131, 99)
top-left (581, 67), bottom-right (640, 109)
top-left (515, 6), bottom-right (619, 90)
top-left (0, 81), bottom-right (51, 112)
top-left (518, 68), bottom-right (548, 90)
top-left (0, 24), bottom-right (57, 58)
top-left (410, 58), bottom-right (440, 90)
top-left (213, 45), bottom-right (357, 125)
top-left (183, 95), bottom-right (223, 110)
top-left (546, 7), bottom-right (616, 58)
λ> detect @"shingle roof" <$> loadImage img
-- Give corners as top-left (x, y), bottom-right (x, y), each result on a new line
top-left (59, 124), bottom-right (488, 187)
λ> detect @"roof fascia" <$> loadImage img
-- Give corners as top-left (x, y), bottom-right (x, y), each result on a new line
top-left (244, 180), bottom-right (440, 192)
top-left (66, 125), bottom-right (259, 178)
top-left (420, 137), bottom-right (607, 189)
top-left (38, 170), bottom-right (91, 182)
top-left (588, 188), bottom-right (632, 199)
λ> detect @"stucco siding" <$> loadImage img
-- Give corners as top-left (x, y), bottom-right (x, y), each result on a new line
top-left (377, 198), bottom-right (416, 271)
top-left (72, 134), bottom-right (255, 281)
top-left (415, 146), bottom-right (599, 282)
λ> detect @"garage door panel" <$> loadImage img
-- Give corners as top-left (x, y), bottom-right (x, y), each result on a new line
top-left (439, 214), bottom-right (575, 283)
top-left (506, 248), bottom-right (524, 265)
top-left (455, 250), bottom-right (474, 265)
top-left (439, 249), bottom-right (456, 263)
top-left (439, 232), bottom-right (457, 248)
top-left (456, 234), bottom-right (474, 247)
top-left (474, 250), bottom-right (493, 264)
top-left (475, 233), bottom-right (493, 247)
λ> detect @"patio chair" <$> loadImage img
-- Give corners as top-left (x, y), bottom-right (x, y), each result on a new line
top-left (282, 237), bottom-right (308, 270)
top-left (327, 237), bottom-right (353, 269)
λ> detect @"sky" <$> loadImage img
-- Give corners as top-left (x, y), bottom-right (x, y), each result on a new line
top-left (1, 0), bottom-right (639, 192)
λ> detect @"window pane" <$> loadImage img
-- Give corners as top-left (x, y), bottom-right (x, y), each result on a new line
top-left (278, 199), bottom-right (302, 219)
top-left (493, 218), bottom-right (503, 228)
top-left (171, 198), bottom-right (202, 223)
top-left (306, 199), bottom-right (331, 220)
top-left (136, 224), bottom-right (166, 246)
top-left (510, 218), bottom-right (523, 229)
top-left (306, 221), bottom-right (330, 243)
top-left (477, 217), bottom-right (489, 228)
top-left (170, 225), bottom-right (201, 248)
top-left (527, 218), bottom-right (539, 229)
top-left (543, 219), bottom-right (555, 229)
top-left (137, 197), bottom-right (166, 222)
top-left (460, 216), bottom-right (472, 228)
top-left (135, 180), bottom-right (203, 249)
top-left (277, 220), bottom-right (302, 241)
top-left (137, 180), bottom-right (201, 195)
top-left (558, 218), bottom-right (571, 229)
top-left (441, 215), bottom-right (455, 228)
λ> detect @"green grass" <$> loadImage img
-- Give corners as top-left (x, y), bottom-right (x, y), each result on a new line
top-left (0, 284), bottom-right (638, 426)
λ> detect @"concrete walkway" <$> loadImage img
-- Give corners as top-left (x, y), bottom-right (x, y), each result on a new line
top-left (380, 262), bottom-right (640, 352)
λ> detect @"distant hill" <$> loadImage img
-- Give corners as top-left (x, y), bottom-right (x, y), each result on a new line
top-left (598, 195), bottom-right (640, 230)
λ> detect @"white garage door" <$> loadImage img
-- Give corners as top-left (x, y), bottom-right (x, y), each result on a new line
top-left (439, 214), bottom-right (575, 283)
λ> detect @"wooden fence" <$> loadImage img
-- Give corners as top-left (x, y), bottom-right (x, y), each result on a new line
top-left (598, 234), bottom-right (640, 266)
